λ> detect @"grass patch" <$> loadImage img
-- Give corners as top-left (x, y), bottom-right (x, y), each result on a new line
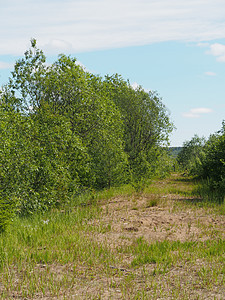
top-left (0, 202), bottom-right (119, 298)
top-left (144, 174), bottom-right (198, 196)
top-left (0, 204), bottom-right (115, 269)
top-left (0, 174), bottom-right (224, 299)
top-left (145, 197), bottom-right (159, 208)
top-left (120, 237), bottom-right (225, 268)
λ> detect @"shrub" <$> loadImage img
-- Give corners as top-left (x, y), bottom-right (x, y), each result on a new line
top-left (0, 195), bottom-right (18, 232)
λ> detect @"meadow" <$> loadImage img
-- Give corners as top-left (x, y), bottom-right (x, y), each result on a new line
top-left (0, 174), bottom-right (224, 299)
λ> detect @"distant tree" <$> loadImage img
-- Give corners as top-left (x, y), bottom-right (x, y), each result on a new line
top-left (177, 135), bottom-right (206, 174)
top-left (201, 121), bottom-right (225, 182)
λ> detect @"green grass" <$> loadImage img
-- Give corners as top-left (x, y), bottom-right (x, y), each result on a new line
top-left (0, 173), bottom-right (225, 299)
top-left (0, 213), bottom-right (119, 298)
top-left (144, 174), bottom-right (198, 196)
top-left (0, 206), bottom-right (114, 266)
top-left (115, 237), bottom-right (225, 299)
top-left (118, 236), bottom-right (225, 271)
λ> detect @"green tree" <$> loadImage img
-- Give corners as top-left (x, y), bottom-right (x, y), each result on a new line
top-left (0, 103), bottom-right (21, 230)
top-left (42, 55), bottom-right (128, 188)
top-left (4, 40), bottom-right (128, 190)
top-left (201, 121), bottom-right (225, 183)
top-left (0, 100), bottom-right (89, 217)
top-left (103, 74), bottom-right (174, 181)
top-left (0, 38), bottom-right (175, 226)
top-left (177, 134), bottom-right (206, 174)
top-left (8, 38), bottom-right (47, 112)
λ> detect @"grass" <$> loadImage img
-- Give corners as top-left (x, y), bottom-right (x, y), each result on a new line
top-left (0, 173), bottom-right (225, 299)
top-left (0, 205), bottom-right (119, 298)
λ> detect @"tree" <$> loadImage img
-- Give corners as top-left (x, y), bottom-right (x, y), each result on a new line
top-left (0, 99), bottom-right (90, 216)
top-left (8, 38), bottom-right (47, 112)
top-left (0, 103), bottom-right (21, 230)
top-left (201, 121), bottom-right (225, 182)
top-left (4, 40), bottom-right (128, 190)
top-left (103, 74), bottom-right (174, 181)
top-left (0, 38), bottom-right (175, 225)
top-left (177, 135), bottom-right (206, 174)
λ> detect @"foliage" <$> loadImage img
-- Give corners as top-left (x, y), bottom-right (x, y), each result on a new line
top-left (201, 122), bottom-right (225, 181)
top-left (103, 74), bottom-right (174, 184)
top-left (8, 38), bottom-right (47, 112)
top-left (0, 104), bottom-right (22, 223)
top-left (198, 122), bottom-right (225, 201)
top-left (0, 103), bottom-right (89, 216)
top-left (0, 195), bottom-right (17, 233)
top-left (0, 39), bottom-right (175, 229)
top-left (177, 134), bottom-right (206, 174)
top-left (177, 123), bottom-right (225, 202)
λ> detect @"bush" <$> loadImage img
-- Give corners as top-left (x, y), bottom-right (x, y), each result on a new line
top-left (196, 178), bottom-right (225, 204)
top-left (0, 39), bottom-right (175, 219)
top-left (177, 135), bottom-right (206, 174)
top-left (0, 195), bottom-right (18, 232)
top-left (178, 122), bottom-right (225, 203)
top-left (0, 102), bottom-right (90, 216)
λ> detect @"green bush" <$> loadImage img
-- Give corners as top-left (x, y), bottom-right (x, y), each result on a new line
top-left (178, 122), bottom-right (225, 203)
top-left (0, 195), bottom-right (18, 232)
top-left (201, 124), bottom-right (225, 182)
top-left (0, 102), bottom-right (90, 216)
top-left (177, 134), bottom-right (206, 174)
top-left (0, 39), bottom-right (175, 219)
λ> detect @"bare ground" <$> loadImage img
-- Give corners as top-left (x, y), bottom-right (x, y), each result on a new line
top-left (1, 175), bottom-right (225, 299)
top-left (67, 176), bottom-right (225, 299)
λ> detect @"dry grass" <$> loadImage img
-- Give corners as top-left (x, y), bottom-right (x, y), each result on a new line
top-left (0, 174), bottom-right (224, 299)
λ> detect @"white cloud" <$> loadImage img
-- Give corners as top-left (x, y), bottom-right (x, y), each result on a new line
top-left (44, 39), bottom-right (74, 54)
top-left (1, 0), bottom-right (225, 55)
top-left (131, 82), bottom-right (149, 93)
top-left (131, 82), bottom-right (140, 90)
top-left (207, 43), bottom-right (225, 62)
top-left (204, 71), bottom-right (216, 76)
top-left (197, 42), bottom-right (210, 48)
top-left (182, 107), bottom-right (213, 118)
top-left (182, 112), bottom-right (200, 118)
top-left (191, 108), bottom-right (213, 114)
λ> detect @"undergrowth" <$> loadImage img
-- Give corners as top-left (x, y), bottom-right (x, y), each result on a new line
top-left (0, 174), bottom-right (224, 299)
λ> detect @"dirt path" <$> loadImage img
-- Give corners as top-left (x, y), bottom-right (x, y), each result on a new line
top-left (92, 178), bottom-right (225, 248)
top-left (2, 175), bottom-right (225, 300)
top-left (98, 196), bottom-right (224, 245)
top-left (80, 175), bottom-right (225, 299)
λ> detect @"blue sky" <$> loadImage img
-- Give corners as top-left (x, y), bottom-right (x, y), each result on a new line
top-left (1, 0), bottom-right (225, 146)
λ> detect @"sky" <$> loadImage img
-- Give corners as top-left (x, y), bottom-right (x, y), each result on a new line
top-left (1, 0), bottom-right (225, 146)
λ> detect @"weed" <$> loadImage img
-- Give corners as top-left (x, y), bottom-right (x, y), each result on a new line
top-left (0, 174), bottom-right (224, 299)
top-left (146, 198), bottom-right (159, 208)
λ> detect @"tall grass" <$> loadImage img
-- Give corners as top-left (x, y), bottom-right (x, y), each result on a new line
top-left (0, 203), bottom-right (112, 269)
top-left (0, 201), bottom-right (120, 298)
top-left (191, 179), bottom-right (225, 215)
top-left (0, 174), bottom-right (224, 299)
top-left (118, 237), bottom-right (225, 269)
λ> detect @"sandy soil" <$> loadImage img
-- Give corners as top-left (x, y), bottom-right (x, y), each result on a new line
top-left (93, 193), bottom-right (225, 247)
top-left (2, 176), bottom-right (225, 299)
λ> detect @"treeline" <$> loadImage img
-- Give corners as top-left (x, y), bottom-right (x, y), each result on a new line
top-left (0, 40), bottom-right (174, 231)
top-left (177, 124), bottom-right (225, 202)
